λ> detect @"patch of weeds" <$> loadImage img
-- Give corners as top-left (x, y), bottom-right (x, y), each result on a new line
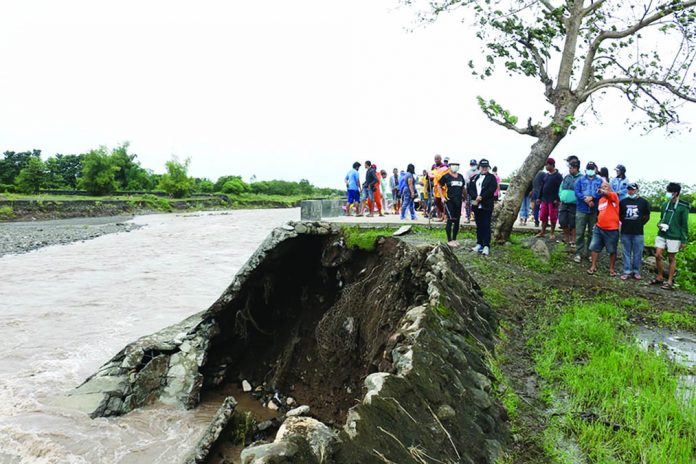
top-left (0, 205), bottom-right (14, 220)
top-left (433, 301), bottom-right (452, 318)
top-left (413, 225), bottom-right (475, 242)
top-left (341, 226), bottom-right (393, 251)
top-left (534, 301), bottom-right (696, 463)
top-left (483, 286), bottom-right (509, 309)
top-left (657, 311), bottom-right (696, 331)
top-left (618, 296), bottom-right (651, 311)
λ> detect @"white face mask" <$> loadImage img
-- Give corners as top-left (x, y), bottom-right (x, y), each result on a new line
top-left (450, 165), bottom-right (460, 173)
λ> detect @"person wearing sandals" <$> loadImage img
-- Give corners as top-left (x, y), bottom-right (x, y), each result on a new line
top-left (587, 181), bottom-right (620, 276)
top-left (650, 182), bottom-right (690, 290)
top-left (619, 183), bottom-right (651, 281)
top-left (574, 162), bottom-right (603, 263)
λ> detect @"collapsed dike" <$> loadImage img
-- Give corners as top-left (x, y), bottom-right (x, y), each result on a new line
top-left (66, 222), bottom-right (509, 463)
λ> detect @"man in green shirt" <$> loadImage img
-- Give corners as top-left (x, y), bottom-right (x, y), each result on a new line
top-left (558, 159), bottom-right (581, 247)
top-left (650, 182), bottom-right (690, 290)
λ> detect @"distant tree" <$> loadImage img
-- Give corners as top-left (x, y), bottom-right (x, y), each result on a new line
top-left (221, 176), bottom-right (251, 195)
top-left (158, 157), bottom-right (194, 198)
top-left (407, 0), bottom-right (696, 242)
top-left (298, 179), bottom-right (313, 195)
top-left (193, 178), bottom-right (215, 193)
top-left (0, 150), bottom-right (41, 185)
top-left (15, 157), bottom-right (48, 193)
top-left (45, 154), bottom-right (84, 189)
top-left (79, 147), bottom-right (119, 195)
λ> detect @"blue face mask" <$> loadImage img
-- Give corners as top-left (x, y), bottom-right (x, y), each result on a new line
top-left (586, 169), bottom-right (595, 177)
top-left (666, 192), bottom-right (673, 200)
top-left (628, 193), bottom-right (637, 199)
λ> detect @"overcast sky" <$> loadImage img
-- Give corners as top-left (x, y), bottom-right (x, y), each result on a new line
top-left (1, 0), bottom-right (695, 189)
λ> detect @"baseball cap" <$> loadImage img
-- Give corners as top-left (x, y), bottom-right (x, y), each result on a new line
top-left (478, 159), bottom-right (490, 168)
top-left (444, 156), bottom-right (450, 162)
top-left (449, 160), bottom-right (460, 165)
top-left (469, 159), bottom-right (478, 166)
top-left (615, 164), bottom-right (626, 172)
top-left (586, 161), bottom-right (597, 170)
top-left (565, 155), bottom-right (579, 162)
top-left (628, 182), bottom-right (638, 190)
top-left (546, 157), bottom-right (556, 165)
top-left (569, 160), bottom-right (580, 168)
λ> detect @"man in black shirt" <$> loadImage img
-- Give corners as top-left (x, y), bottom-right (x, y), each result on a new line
top-left (535, 158), bottom-right (563, 240)
top-left (619, 183), bottom-right (651, 280)
top-left (467, 159), bottom-right (498, 256)
top-left (439, 161), bottom-right (466, 247)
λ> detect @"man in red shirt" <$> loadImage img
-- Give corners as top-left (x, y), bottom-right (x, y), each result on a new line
top-left (588, 181), bottom-right (620, 276)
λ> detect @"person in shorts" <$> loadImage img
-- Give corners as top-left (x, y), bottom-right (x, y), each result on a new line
top-left (558, 159), bottom-right (581, 246)
top-left (650, 182), bottom-right (690, 290)
top-left (588, 181), bottom-right (620, 276)
top-left (344, 162), bottom-right (361, 216)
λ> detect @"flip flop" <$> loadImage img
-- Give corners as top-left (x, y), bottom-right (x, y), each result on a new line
top-left (649, 278), bottom-right (663, 286)
top-left (620, 274), bottom-right (630, 281)
top-left (587, 268), bottom-right (596, 275)
top-left (609, 271), bottom-right (618, 277)
top-left (661, 282), bottom-right (674, 290)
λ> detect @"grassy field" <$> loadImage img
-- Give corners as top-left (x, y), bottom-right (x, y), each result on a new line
top-left (644, 211), bottom-right (696, 245)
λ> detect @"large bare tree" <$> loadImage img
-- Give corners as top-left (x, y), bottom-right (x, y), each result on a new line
top-left (405, 0), bottom-right (696, 241)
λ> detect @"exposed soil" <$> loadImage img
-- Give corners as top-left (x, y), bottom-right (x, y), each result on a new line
top-left (201, 235), bottom-right (431, 426)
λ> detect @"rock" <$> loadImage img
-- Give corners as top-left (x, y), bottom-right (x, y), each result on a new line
top-left (267, 401), bottom-right (279, 411)
top-left (286, 397), bottom-right (296, 406)
top-left (184, 396), bottom-right (237, 463)
top-left (437, 404), bottom-right (456, 420)
top-left (392, 225), bottom-right (412, 237)
top-left (294, 223), bottom-right (308, 234)
top-left (286, 405), bottom-right (310, 417)
top-left (531, 239), bottom-right (550, 262)
top-left (242, 380), bottom-right (252, 392)
top-left (276, 417), bottom-right (337, 463)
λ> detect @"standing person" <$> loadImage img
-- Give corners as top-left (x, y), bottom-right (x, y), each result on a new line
top-left (619, 183), bottom-right (651, 280)
top-left (650, 182), bottom-right (690, 290)
top-left (361, 160), bottom-right (377, 218)
top-left (588, 181), bottom-right (620, 276)
top-left (439, 161), bottom-right (466, 247)
top-left (464, 159), bottom-right (479, 223)
top-left (432, 155), bottom-right (446, 220)
top-left (468, 159), bottom-right (497, 256)
top-left (390, 168), bottom-right (400, 214)
top-left (535, 158), bottom-right (563, 240)
top-left (380, 170), bottom-right (389, 214)
top-left (400, 164), bottom-right (417, 221)
top-left (421, 169), bottom-right (432, 216)
top-left (558, 159), bottom-right (582, 246)
top-left (344, 162), bottom-right (361, 216)
top-left (372, 165), bottom-right (384, 217)
top-left (599, 167), bottom-right (610, 182)
top-left (573, 162), bottom-right (603, 263)
top-left (531, 168), bottom-right (546, 227)
top-left (492, 166), bottom-right (502, 201)
top-left (611, 164), bottom-right (629, 201)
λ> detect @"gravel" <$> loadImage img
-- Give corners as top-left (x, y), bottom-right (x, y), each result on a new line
top-left (0, 216), bottom-right (142, 257)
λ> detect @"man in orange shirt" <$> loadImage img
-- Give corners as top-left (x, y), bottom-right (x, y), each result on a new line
top-left (588, 181), bottom-right (620, 276)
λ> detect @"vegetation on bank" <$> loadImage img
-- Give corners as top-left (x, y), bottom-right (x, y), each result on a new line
top-left (0, 145), bottom-right (342, 199)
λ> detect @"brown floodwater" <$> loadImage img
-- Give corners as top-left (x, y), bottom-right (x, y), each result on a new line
top-left (0, 209), bottom-right (298, 464)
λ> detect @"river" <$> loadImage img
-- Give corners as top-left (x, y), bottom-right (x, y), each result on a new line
top-left (0, 209), bottom-right (299, 464)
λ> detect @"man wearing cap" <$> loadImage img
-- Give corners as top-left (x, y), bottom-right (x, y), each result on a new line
top-left (619, 183), bottom-right (651, 280)
top-left (464, 159), bottom-right (479, 223)
top-left (558, 159), bottom-right (582, 247)
top-left (611, 164), bottom-right (629, 201)
top-left (588, 181), bottom-right (620, 276)
top-left (467, 159), bottom-right (497, 256)
top-left (535, 158), bottom-right (563, 240)
top-left (651, 182), bottom-right (690, 290)
top-left (439, 161), bottom-right (466, 247)
top-left (573, 162), bottom-right (603, 263)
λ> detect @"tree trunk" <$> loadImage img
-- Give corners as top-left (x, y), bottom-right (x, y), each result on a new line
top-left (492, 130), bottom-right (564, 243)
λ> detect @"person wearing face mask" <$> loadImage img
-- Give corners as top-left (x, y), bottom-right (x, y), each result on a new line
top-left (610, 164), bottom-right (629, 201)
top-left (587, 181), bottom-right (620, 276)
top-left (558, 159), bottom-right (582, 247)
top-left (619, 183), bottom-right (651, 281)
top-left (464, 159), bottom-right (479, 223)
top-left (650, 182), bottom-right (690, 290)
top-left (573, 162), bottom-right (603, 263)
top-left (439, 161), bottom-right (466, 247)
top-left (467, 159), bottom-right (497, 256)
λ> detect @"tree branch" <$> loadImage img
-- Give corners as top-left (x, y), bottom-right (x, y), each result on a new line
top-left (582, 78), bottom-right (696, 102)
top-left (517, 37), bottom-right (554, 98)
top-left (581, 0), bottom-right (607, 17)
top-left (484, 113), bottom-right (540, 137)
top-left (577, 0), bottom-right (696, 91)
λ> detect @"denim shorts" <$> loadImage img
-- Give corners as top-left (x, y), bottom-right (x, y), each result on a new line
top-left (589, 226), bottom-right (619, 254)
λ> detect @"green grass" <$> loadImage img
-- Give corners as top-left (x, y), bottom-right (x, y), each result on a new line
top-left (504, 235), bottom-right (567, 274)
top-left (342, 226), bottom-right (395, 251)
top-left (0, 205), bottom-right (14, 220)
top-left (535, 301), bottom-right (696, 463)
top-left (644, 211), bottom-right (696, 246)
top-left (618, 297), bottom-right (696, 330)
top-left (412, 225), bottom-right (475, 241)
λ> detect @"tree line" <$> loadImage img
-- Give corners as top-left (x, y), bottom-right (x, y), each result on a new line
top-left (0, 144), bottom-right (341, 198)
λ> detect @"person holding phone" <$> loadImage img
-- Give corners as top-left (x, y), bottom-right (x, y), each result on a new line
top-left (650, 182), bottom-right (690, 290)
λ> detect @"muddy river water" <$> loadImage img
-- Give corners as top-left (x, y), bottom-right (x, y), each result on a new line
top-left (0, 209), bottom-right (298, 464)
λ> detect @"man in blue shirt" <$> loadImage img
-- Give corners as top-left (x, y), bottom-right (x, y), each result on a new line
top-left (573, 161), bottom-right (603, 263)
top-left (610, 164), bottom-right (629, 201)
top-left (344, 162), bottom-right (361, 216)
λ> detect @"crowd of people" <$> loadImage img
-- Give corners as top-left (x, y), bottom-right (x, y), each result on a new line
top-left (345, 156), bottom-right (690, 289)
top-left (525, 156), bottom-right (690, 289)
top-left (344, 156), bottom-right (500, 256)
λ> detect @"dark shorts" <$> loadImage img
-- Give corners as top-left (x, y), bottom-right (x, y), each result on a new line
top-left (347, 189), bottom-right (360, 204)
top-left (558, 203), bottom-right (576, 229)
top-left (589, 226), bottom-right (619, 254)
